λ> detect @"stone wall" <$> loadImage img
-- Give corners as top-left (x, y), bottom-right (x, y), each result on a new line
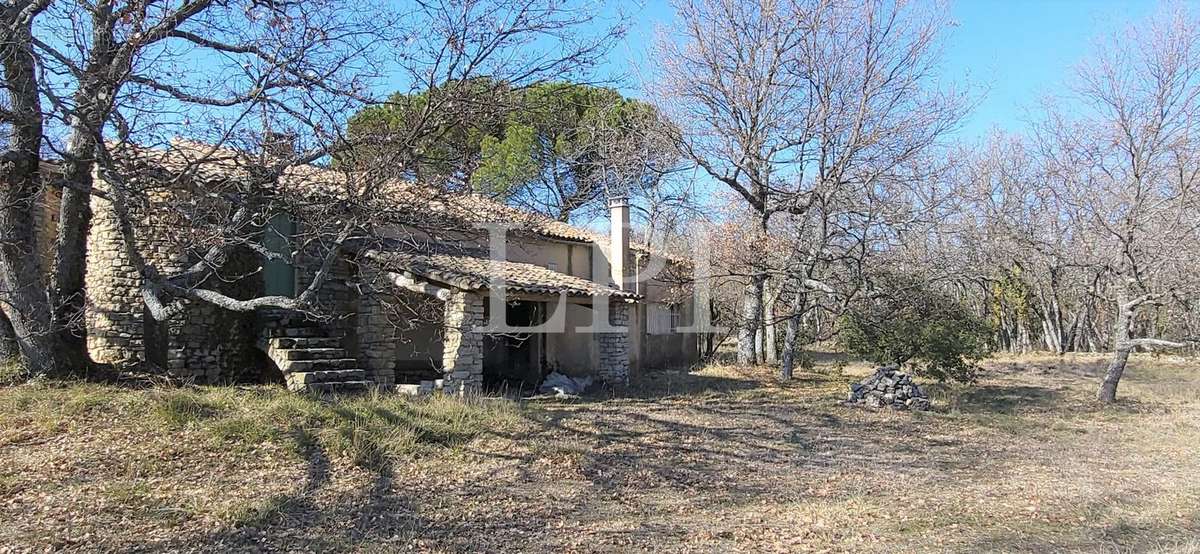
top-left (597, 301), bottom-right (631, 384)
top-left (85, 176), bottom-right (260, 382)
top-left (354, 268), bottom-right (398, 387)
top-left (159, 245), bottom-right (261, 383)
top-left (441, 290), bottom-right (484, 395)
top-left (294, 237), bottom-right (355, 336)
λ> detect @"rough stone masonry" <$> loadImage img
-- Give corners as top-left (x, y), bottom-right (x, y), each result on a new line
top-left (845, 366), bottom-right (931, 410)
top-left (597, 301), bottom-right (632, 384)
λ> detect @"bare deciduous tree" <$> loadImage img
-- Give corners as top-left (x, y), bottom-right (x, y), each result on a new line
top-left (654, 0), bottom-right (966, 369)
top-left (653, 0), bottom-right (808, 365)
top-left (1034, 6), bottom-right (1200, 402)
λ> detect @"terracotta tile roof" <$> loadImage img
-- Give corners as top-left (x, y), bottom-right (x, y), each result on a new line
top-left (366, 248), bottom-right (641, 300)
top-left (440, 193), bottom-right (597, 242)
top-left (112, 140), bottom-right (600, 242)
top-left (111, 140), bottom-right (688, 267)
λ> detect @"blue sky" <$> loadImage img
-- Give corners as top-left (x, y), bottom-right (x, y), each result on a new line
top-left (604, 0), bottom-right (1171, 142)
top-left (940, 0), bottom-right (1162, 139)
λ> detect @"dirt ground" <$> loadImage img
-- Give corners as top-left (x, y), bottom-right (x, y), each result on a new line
top-left (1, 353), bottom-right (1198, 553)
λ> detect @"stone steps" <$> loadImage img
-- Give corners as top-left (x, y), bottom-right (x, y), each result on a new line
top-left (266, 327), bottom-right (338, 339)
top-left (268, 337), bottom-right (344, 350)
top-left (285, 369), bottom-right (367, 387)
top-left (279, 347), bottom-right (350, 361)
top-left (279, 358), bottom-right (359, 372)
top-left (258, 323), bottom-right (372, 394)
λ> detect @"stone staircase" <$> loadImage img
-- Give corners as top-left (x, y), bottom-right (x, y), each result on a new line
top-left (259, 324), bottom-right (373, 394)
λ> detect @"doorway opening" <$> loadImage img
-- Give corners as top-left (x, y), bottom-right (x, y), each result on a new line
top-left (482, 300), bottom-right (545, 391)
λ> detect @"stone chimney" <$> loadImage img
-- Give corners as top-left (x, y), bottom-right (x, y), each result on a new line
top-left (609, 195), bottom-right (630, 290)
top-left (263, 131), bottom-right (297, 161)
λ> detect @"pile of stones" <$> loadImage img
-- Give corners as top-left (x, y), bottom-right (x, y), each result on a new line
top-left (845, 366), bottom-right (931, 410)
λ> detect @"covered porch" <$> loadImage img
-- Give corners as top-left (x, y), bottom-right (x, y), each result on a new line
top-left (357, 248), bottom-right (640, 394)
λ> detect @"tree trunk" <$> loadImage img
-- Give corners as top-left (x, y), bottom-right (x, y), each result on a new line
top-left (1065, 311), bottom-right (1080, 352)
top-left (0, 158), bottom-right (63, 375)
top-left (1098, 346), bottom-right (1130, 403)
top-left (1041, 312), bottom-right (1062, 354)
top-left (1098, 285), bottom-right (1134, 403)
top-left (736, 274), bottom-right (765, 365)
top-left (780, 291), bottom-right (805, 380)
top-left (0, 8), bottom-right (68, 376)
top-left (763, 287), bottom-right (778, 364)
top-left (1017, 318), bottom-right (1031, 353)
top-left (48, 20), bottom-right (128, 373)
top-left (49, 124), bottom-right (98, 371)
top-left (1046, 269), bottom-right (1067, 354)
top-left (753, 321), bottom-right (763, 364)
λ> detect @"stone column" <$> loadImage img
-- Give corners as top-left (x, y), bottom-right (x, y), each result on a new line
top-left (441, 290), bottom-right (484, 395)
top-left (356, 285), bottom-right (397, 387)
top-left (84, 183), bottom-right (145, 366)
top-left (597, 300), bottom-right (631, 384)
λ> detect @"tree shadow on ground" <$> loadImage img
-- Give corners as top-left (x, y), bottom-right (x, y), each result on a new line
top-left (957, 496), bottom-right (1200, 554)
top-left (579, 364), bottom-right (839, 403)
top-left (492, 366), bottom-right (1108, 508)
top-left (97, 360), bottom-right (1198, 553)
top-left (986, 356), bottom-right (1110, 380)
top-left (403, 389), bottom-right (1017, 553)
top-left (617, 370), bottom-right (766, 399)
top-left (936, 384), bottom-right (1065, 415)
top-left (939, 360), bottom-right (1181, 417)
top-left (512, 393), bottom-right (989, 500)
top-left (119, 407), bottom-right (458, 553)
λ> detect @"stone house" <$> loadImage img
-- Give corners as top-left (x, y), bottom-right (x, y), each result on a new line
top-left (49, 142), bottom-right (701, 393)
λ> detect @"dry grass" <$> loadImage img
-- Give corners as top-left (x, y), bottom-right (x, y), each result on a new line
top-left (0, 358), bottom-right (26, 386)
top-left (0, 353), bottom-right (1197, 552)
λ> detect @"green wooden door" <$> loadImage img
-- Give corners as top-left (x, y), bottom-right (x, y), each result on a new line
top-left (262, 214), bottom-right (296, 297)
